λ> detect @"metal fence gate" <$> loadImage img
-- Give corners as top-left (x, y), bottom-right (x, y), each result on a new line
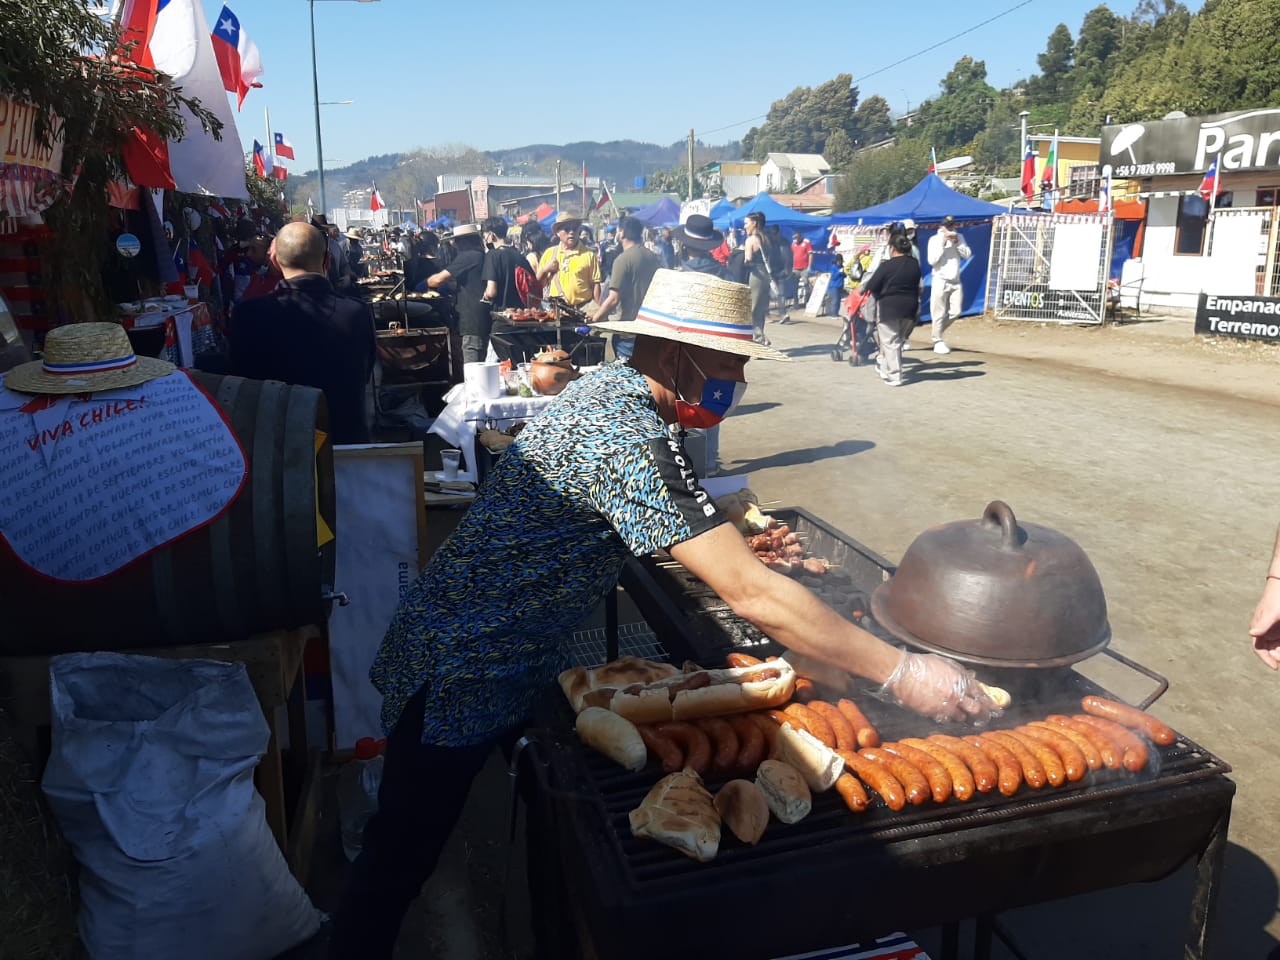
top-left (987, 213), bottom-right (1114, 324)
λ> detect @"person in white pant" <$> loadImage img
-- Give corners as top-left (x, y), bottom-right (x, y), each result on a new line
top-left (926, 215), bottom-right (970, 354)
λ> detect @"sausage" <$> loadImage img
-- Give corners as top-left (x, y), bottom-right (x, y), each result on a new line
top-left (964, 735), bottom-right (1023, 796)
top-left (983, 731), bottom-right (1049, 788)
top-left (834, 771), bottom-right (870, 813)
top-left (802, 557), bottom-right (829, 574)
top-left (807, 701), bottom-right (857, 752)
top-left (835, 749), bottom-right (906, 812)
top-left (1017, 724), bottom-right (1087, 781)
top-left (766, 708), bottom-right (803, 736)
top-left (927, 734), bottom-right (998, 794)
top-left (1028, 720), bottom-right (1102, 771)
top-left (1073, 714), bottom-right (1150, 773)
top-left (663, 672), bottom-right (712, 700)
top-left (637, 725), bottom-right (683, 773)
top-left (726, 652), bottom-right (765, 669)
top-left (860, 748), bottom-right (930, 806)
top-left (653, 722), bottom-right (712, 777)
top-left (695, 717), bottom-right (740, 778)
top-left (783, 703), bottom-right (836, 749)
top-left (882, 742), bottom-right (953, 803)
top-left (836, 698), bottom-right (880, 749)
top-left (1081, 696), bottom-right (1176, 746)
top-left (999, 729), bottom-right (1067, 787)
top-left (746, 712), bottom-right (781, 759)
top-left (581, 688), bottom-right (617, 710)
top-left (792, 677), bottom-right (819, 703)
top-left (727, 714), bottom-right (767, 775)
top-left (1046, 715), bottom-right (1123, 770)
top-left (900, 738), bottom-right (975, 801)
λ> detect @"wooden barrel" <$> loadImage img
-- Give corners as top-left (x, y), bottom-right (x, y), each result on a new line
top-left (0, 373), bottom-right (336, 654)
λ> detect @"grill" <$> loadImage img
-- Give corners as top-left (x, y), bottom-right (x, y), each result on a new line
top-left (522, 508), bottom-right (1235, 960)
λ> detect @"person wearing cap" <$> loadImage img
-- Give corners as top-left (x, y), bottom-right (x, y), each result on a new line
top-left (925, 214), bottom-right (971, 355)
top-left (228, 222), bottom-right (375, 443)
top-left (589, 215), bottom-right (659, 360)
top-left (427, 223), bottom-right (491, 363)
top-left (535, 211), bottom-right (601, 308)
top-left (331, 268), bottom-right (998, 958)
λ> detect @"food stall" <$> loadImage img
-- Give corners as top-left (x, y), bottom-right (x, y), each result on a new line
top-left (519, 501), bottom-right (1234, 960)
top-left (489, 298), bottom-right (607, 365)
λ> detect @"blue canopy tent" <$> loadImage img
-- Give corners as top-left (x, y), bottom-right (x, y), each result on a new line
top-left (629, 197), bottom-right (681, 227)
top-left (713, 192), bottom-right (830, 242)
top-left (707, 198), bottom-right (735, 221)
top-left (831, 175), bottom-right (1006, 323)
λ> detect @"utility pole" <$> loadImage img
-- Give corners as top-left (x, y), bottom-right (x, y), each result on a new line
top-left (688, 129), bottom-right (695, 200)
top-left (1018, 111), bottom-right (1030, 210)
top-left (555, 159), bottom-right (561, 216)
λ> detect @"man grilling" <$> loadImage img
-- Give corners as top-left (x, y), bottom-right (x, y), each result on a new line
top-left (329, 269), bottom-right (999, 958)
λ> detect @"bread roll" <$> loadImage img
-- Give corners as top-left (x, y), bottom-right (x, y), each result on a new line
top-left (775, 722), bottom-right (845, 792)
top-left (558, 657), bottom-right (681, 714)
top-left (629, 770), bottom-right (720, 862)
top-left (595, 661), bottom-right (796, 724)
top-left (575, 707), bottom-right (646, 772)
top-left (714, 779), bottom-right (770, 845)
top-left (755, 759), bottom-right (812, 824)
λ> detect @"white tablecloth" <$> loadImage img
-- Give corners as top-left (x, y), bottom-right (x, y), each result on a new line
top-left (428, 384), bottom-right (554, 481)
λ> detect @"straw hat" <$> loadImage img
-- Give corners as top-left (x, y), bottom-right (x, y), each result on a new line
top-left (4, 322), bottom-right (174, 394)
top-left (593, 270), bottom-right (791, 361)
top-left (552, 211), bottom-right (582, 231)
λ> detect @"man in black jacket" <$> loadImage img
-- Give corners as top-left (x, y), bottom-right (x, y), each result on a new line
top-left (229, 221), bottom-right (376, 442)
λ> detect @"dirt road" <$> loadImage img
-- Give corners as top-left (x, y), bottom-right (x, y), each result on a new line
top-left (727, 310), bottom-right (1280, 956)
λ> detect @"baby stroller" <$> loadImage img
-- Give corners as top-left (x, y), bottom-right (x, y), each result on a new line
top-left (831, 288), bottom-right (876, 366)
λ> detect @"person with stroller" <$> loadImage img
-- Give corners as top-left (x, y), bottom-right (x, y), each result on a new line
top-left (864, 233), bottom-right (920, 387)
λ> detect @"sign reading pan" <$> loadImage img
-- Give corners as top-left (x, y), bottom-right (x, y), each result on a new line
top-left (1102, 109), bottom-right (1280, 179)
top-left (1196, 292), bottom-right (1280, 343)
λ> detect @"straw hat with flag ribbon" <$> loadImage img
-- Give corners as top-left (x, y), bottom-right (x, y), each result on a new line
top-left (593, 269), bottom-right (791, 361)
top-left (4, 323), bottom-right (174, 394)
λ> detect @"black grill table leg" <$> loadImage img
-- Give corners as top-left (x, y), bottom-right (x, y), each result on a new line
top-left (939, 922), bottom-right (960, 960)
top-left (1187, 807), bottom-right (1232, 960)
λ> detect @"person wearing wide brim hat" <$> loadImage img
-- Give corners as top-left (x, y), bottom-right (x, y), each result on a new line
top-left (344, 227), bottom-right (363, 241)
top-left (332, 269), bottom-right (1001, 957)
top-left (535, 211), bottom-right (602, 307)
top-left (4, 322), bottom-right (174, 394)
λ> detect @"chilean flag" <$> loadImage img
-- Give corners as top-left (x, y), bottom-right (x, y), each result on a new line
top-left (1198, 155), bottom-right (1221, 202)
top-left (370, 182), bottom-right (385, 212)
top-left (211, 5), bottom-right (263, 110)
top-left (1020, 137), bottom-right (1036, 199)
top-left (252, 140), bottom-right (271, 178)
top-left (273, 132), bottom-right (295, 161)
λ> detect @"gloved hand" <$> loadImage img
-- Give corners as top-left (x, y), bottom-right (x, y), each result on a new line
top-left (879, 651), bottom-right (1001, 725)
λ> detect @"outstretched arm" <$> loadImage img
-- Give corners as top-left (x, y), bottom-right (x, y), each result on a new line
top-left (1249, 525), bottom-right (1280, 669)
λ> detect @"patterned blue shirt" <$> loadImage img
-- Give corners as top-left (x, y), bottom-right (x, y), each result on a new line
top-left (370, 362), bottom-right (726, 746)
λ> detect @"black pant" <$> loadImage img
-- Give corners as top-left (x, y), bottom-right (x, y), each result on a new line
top-left (329, 686), bottom-right (518, 958)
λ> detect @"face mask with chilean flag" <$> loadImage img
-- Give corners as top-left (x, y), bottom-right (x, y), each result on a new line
top-left (673, 349), bottom-right (748, 429)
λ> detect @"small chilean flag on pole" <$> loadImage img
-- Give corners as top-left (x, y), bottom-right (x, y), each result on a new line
top-left (370, 182), bottom-right (385, 212)
top-left (927, 147), bottom-right (937, 174)
top-left (1198, 155), bottom-right (1221, 202)
top-left (252, 139), bottom-right (271, 177)
top-left (211, 5), bottom-right (263, 110)
top-left (273, 132), bottom-right (295, 161)
top-left (1020, 136), bottom-right (1036, 199)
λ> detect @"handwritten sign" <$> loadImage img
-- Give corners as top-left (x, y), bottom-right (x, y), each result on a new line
top-left (0, 371), bottom-right (246, 582)
top-left (0, 96), bottom-right (64, 173)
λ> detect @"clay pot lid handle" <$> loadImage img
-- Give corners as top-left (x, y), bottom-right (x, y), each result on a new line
top-left (983, 500), bottom-right (1022, 550)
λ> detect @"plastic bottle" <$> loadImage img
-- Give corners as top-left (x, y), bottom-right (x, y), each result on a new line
top-left (337, 737), bottom-right (385, 861)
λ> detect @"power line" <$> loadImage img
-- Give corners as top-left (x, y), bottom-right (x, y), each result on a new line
top-left (696, 0), bottom-right (1037, 138)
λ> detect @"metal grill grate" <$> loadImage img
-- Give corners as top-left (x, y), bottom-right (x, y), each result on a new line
top-left (567, 622), bottom-right (669, 668)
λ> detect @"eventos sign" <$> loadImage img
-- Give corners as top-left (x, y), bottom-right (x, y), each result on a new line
top-left (1102, 109), bottom-right (1280, 179)
top-left (1195, 292), bottom-right (1280, 343)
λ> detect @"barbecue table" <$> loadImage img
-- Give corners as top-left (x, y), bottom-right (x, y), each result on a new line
top-left (520, 507), bottom-right (1235, 960)
top-left (488, 316), bottom-right (606, 365)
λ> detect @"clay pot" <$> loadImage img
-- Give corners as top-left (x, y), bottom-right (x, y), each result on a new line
top-left (529, 349), bottom-right (580, 396)
top-left (869, 500), bottom-right (1110, 668)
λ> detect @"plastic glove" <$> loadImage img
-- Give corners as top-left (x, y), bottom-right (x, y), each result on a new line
top-left (879, 651), bottom-right (1001, 725)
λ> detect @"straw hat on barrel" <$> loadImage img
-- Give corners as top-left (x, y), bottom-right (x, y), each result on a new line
top-left (593, 269), bottom-right (791, 361)
top-left (4, 322), bottom-right (174, 394)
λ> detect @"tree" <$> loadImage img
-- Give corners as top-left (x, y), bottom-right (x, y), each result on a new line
top-left (916, 57), bottom-right (997, 152)
top-left (1073, 6), bottom-right (1123, 91)
top-left (0, 0), bottom-right (222, 319)
top-left (855, 95), bottom-right (893, 145)
top-left (824, 129), bottom-right (856, 171)
top-left (743, 74), bottom-right (861, 160)
top-left (833, 141), bottom-right (933, 211)
top-left (1037, 23), bottom-right (1075, 96)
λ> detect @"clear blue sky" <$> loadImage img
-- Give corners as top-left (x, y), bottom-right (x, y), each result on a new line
top-left (208, 0), bottom-right (1203, 173)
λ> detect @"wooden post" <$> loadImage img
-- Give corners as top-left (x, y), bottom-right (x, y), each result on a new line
top-left (688, 129), bottom-right (695, 200)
